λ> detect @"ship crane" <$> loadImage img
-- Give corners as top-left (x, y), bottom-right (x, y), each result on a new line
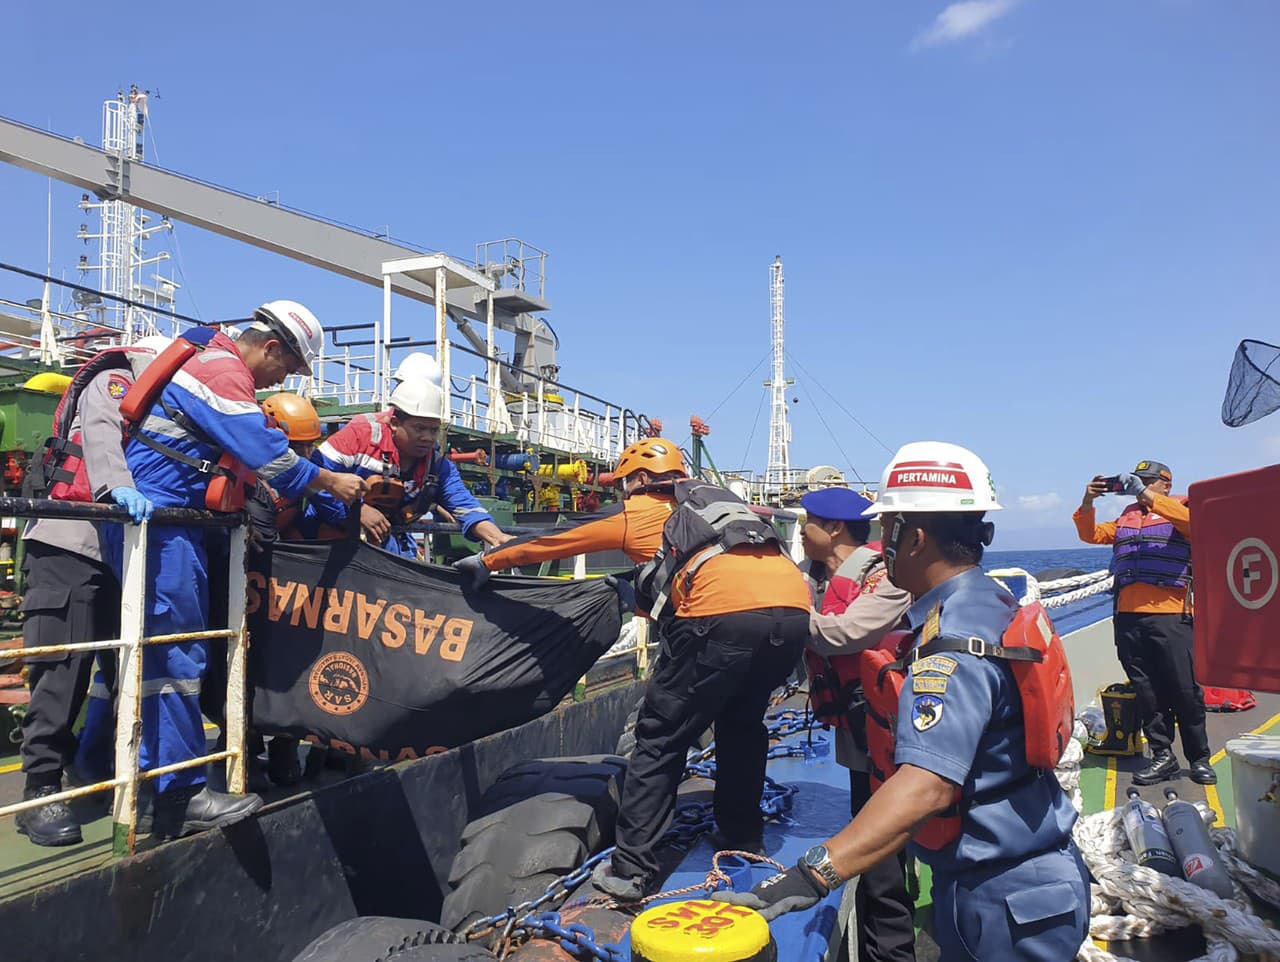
top-left (0, 112), bottom-right (554, 397)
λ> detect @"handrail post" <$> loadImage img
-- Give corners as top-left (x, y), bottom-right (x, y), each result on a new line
top-left (573, 553), bottom-right (588, 702)
top-left (224, 525), bottom-right (250, 795)
top-left (111, 521), bottom-right (148, 857)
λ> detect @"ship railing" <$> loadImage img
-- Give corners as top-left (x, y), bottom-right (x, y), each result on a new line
top-left (0, 499), bottom-right (248, 858)
top-left (475, 239), bottom-right (547, 299)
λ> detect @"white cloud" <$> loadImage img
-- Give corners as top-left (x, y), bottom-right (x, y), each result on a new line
top-left (1017, 492), bottom-right (1063, 512)
top-left (912, 0), bottom-right (1019, 49)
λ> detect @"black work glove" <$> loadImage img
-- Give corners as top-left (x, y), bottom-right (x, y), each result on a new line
top-left (604, 574), bottom-right (637, 612)
top-left (711, 860), bottom-right (828, 921)
top-left (453, 553), bottom-right (491, 589)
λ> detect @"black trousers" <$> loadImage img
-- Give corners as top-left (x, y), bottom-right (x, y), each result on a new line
top-left (849, 770), bottom-right (917, 962)
top-left (613, 607), bottom-right (808, 882)
top-left (1114, 611), bottom-right (1210, 762)
top-left (19, 542), bottom-right (120, 790)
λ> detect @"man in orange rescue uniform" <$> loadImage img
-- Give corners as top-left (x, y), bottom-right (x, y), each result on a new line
top-left (1075, 460), bottom-right (1212, 785)
top-left (456, 438), bottom-right (811, 899)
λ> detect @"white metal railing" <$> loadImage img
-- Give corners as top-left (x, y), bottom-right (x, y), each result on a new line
top-left (0, 507), bottom-right (249, 857)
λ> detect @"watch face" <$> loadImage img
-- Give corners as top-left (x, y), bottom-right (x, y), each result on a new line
top-left (804, 844), bottom-right (828, 866)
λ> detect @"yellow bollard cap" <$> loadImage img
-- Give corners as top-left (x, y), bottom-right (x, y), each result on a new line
top-left (630, 899), bottom-right (774, 962)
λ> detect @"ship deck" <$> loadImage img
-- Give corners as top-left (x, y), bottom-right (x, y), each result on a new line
top-left (0, 618), bottom-right (1276, 961)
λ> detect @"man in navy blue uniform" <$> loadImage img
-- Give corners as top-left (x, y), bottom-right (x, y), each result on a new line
top-left (718, 442), bottom-right (1089, 962)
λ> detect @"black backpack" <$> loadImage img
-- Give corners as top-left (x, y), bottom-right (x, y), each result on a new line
top-left (635, 479), bottom-right (782, 618)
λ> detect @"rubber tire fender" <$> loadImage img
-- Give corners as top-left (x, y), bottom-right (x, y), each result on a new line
top-left (439, 755), bottom-right (628, 936)
top-left (292, 916), bottom-right (495, 961)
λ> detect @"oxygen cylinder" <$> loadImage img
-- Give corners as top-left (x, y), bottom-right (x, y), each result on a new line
top-left (1161, 789), bottom-right (1234, 899)
top-left (1122, 788), bottom-right (1180, 876)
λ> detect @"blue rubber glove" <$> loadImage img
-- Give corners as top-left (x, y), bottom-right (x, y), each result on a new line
top-left (453, 553), bottom-right (491, 589)
top-left (1118, 472), bottom-right (1147, 496)
top-left (111, 486), bottom-right (154, 524)
top-left (711, 860), bottom-right (829, 921)
top-left (604, 574), bottom-right (637, 612)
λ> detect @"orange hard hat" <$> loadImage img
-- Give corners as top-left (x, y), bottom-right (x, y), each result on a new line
top-left (262, 392), bottom-right (322, 442)
top-left (613, 438), bottom-right (686, 481)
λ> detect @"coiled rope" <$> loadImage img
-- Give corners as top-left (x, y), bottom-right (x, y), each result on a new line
top-left (1053, 726), bottom-right (1280, 962)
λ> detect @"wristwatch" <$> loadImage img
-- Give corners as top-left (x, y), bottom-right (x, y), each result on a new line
top-left (802, 844), bottom-right (843, 891)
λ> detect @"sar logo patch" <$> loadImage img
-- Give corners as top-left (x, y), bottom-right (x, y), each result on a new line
top-left (913, 675), bottom-right (949, 695)
top-left (913, 655), bottom-right (958, 676)
top-left (106, 375), bottom-right (130, 400)
top-left (911, 695), bottom-right (944, 732)
top-left (309, 652), bottom-right (370, 716)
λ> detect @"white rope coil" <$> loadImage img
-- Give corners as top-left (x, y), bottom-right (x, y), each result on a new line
top-left (1071, 805), bottom-right (1280, 962)
top-left (1041, 576), bottom-right (1115, 609)
top-left (1037, 570), bottom-right (1113, 592)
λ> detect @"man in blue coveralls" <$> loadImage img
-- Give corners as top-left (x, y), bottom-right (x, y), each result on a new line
top-left (113, 302), bottom-right (367, 838)
top-left (718, 441), bottom-right (1090, 962)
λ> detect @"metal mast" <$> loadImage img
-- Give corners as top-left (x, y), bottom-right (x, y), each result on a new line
top-left (76, 87), bottom-right (176, 344)
top-left (765, 255), bottom-right (792, 495)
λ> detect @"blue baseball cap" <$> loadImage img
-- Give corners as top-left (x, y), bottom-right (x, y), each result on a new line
top-left (801, 488), bottom-right (874, 522)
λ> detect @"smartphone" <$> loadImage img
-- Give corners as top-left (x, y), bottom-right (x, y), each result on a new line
top-left (1097, 475), bottom-right (1125, 494)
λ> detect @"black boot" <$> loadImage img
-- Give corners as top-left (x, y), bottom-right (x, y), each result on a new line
top-left (1133, 750), bottom-right (1179, 785)
top-left (16, 785), bottom-right (82, 847)
top-left (1189, 758), bottom-right (1218, 785)
top-left (267, 737), bottom-right (302, 787)
top-left (151, 785), bottom-right (263, 840)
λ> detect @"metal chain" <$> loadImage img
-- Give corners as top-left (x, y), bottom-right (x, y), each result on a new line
top-left (461, 705), bottom-right (813, 956)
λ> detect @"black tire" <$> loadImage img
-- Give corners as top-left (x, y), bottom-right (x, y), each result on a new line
top-left (439, 756), bottom-right (628, 935)
top-left (292, 916), bottom-right (495, 961)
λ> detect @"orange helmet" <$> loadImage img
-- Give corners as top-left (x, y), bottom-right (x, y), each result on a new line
top-left (613, 438), bottom-right (686, 481)
top-left (262, 392), bottom-right (322, 442)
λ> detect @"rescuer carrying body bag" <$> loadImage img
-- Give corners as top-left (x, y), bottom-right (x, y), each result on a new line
top-left (634, 479), bottom-right (782, 619)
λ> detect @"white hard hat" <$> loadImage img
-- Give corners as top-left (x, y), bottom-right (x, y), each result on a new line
top-left (126, 335), bottom-right (172, 378)
top-left (392, 352), bottom-right (442, 386)
top-left (863, 441), bottom-right (1002, 515)
top-left (252, 300), bottom-right (324, 375)
top-left (389, 379), bottom-right (445, 420)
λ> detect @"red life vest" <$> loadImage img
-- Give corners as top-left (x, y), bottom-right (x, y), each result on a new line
top-left (805, 545), bottom-right (893, 729)
top-left (861, 601), bottom-right (1075, 850)
top-left (40, 349), bottom-right (136, 502)
top-left (120, 331), bottom-right (257, 513)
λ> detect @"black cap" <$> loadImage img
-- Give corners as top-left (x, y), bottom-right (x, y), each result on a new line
top-left (1133, 460), bottom-right (1172, 482)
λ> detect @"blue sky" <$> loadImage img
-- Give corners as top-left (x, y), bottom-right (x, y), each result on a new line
top-left (1, 1), bottom-right (1276, 548)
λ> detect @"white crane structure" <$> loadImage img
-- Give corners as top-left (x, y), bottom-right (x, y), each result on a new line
top-left (764, 255), bottom-right (793, 495)
top-left (74, 87), bottom-right (177, 344)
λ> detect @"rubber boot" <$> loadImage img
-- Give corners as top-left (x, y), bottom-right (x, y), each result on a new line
top-left (591, 860), bottom-right (647, 901)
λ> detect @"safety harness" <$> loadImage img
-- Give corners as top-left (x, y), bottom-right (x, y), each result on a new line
top-left (634, 479), bottom-right (782, 619)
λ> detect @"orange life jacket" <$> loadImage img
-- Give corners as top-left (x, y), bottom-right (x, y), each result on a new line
top-left (120, 332), bottom-right (257, 512)
top-left (860, 601), bottom-right (1075, 850)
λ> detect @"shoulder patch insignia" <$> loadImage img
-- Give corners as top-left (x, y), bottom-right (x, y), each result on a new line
top-left (913, 675), bottom-right (948, 695)
top-left (106, 375), bottom-right (130, 400)
top-left (911, 695), bottom-right (944, 732)
top-left (922, 603), bottom-right (942, 644)
top-left (912, 655), bottom-right (958, 677)
top-left (864, 572), bottom-right (884, 594)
